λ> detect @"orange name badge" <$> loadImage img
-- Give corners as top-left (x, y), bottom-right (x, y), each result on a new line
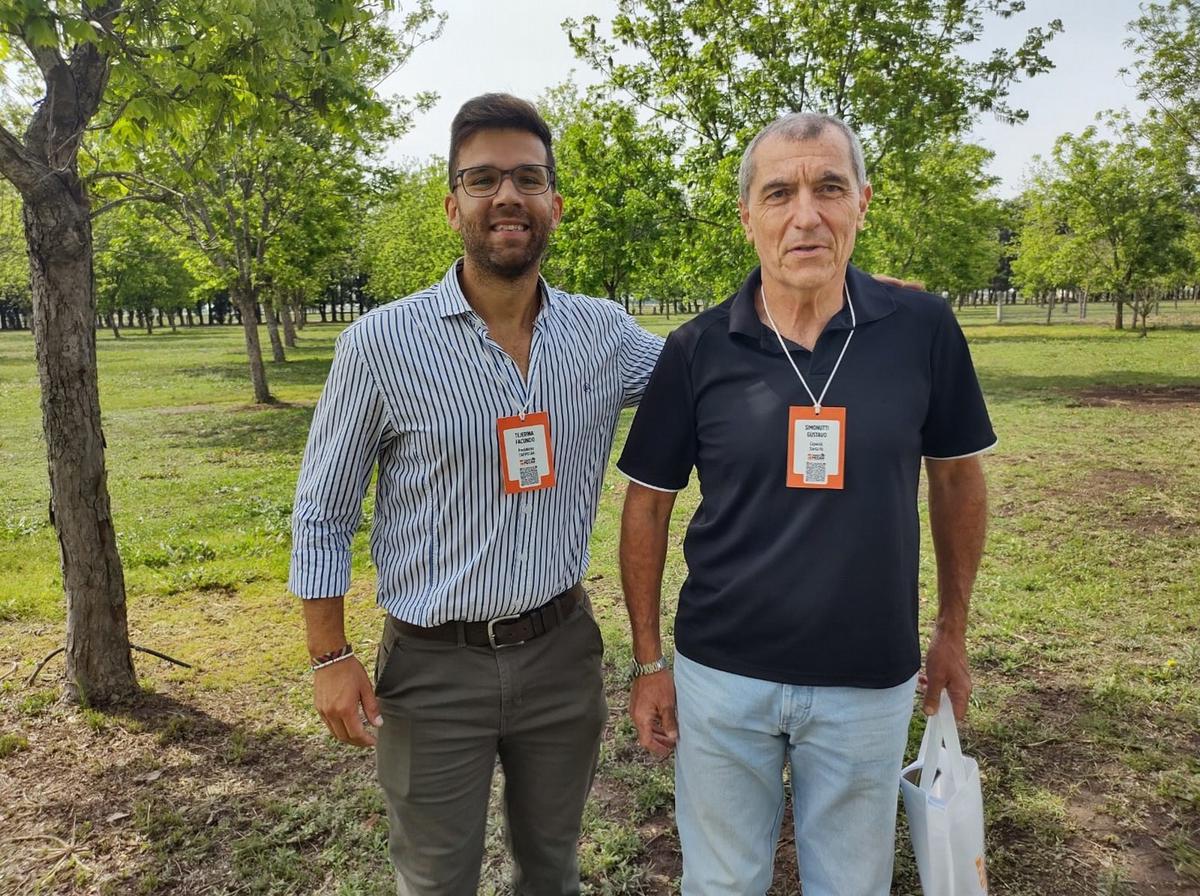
top-left (786, 406), bottom-right (846, 490)
top-left (497, 411), bottom-right (557, 495)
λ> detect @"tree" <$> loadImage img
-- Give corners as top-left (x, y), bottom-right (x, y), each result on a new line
top-left (566, 0), bottom-right (1062, 291)
top-left (1011, 122), bottom-right (1192, 333)
top-left (856, 140), bottom-right (1004, 295)
top-left (0, 0), bottom-right (437, 706)
top-left (0, 181), bottom-right (29, 329)
top-left (1125, 0), bottom-right (1199, 163)
top-left (361, 159), bottom-right (460, 301)
top-left (540, 85), bottom-right (687, 309)
top-left (89, 7), bottom-right (441, 399)
top-left (94, 204), bottom-right (196, 335)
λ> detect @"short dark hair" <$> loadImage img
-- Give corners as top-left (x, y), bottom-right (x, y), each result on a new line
top-left (448, 93), bottom-right (556, 190)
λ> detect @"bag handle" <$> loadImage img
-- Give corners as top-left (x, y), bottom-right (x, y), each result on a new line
top-left (917, 691), bottom-right (967, 792)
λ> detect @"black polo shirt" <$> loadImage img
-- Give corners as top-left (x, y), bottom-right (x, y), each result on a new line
top-left (617, 265), bottom-right (996, 687)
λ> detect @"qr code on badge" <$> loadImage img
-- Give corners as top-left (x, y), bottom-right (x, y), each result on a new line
top-left (805, 462), bottom-right (826, 482)
top-left (519, 466), bottom-right (540, 487)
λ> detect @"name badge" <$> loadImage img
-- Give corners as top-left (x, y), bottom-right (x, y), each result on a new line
top-left (787, 406), bottom-right (846, 489)
top-left (497, 411), bottom-right (556, 494)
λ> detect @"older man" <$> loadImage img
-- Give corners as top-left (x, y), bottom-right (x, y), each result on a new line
top-left (616, 113), bottom-right (996, 895)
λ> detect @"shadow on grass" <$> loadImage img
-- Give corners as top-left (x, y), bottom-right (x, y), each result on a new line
top-left (162, 403), bottom-right (316, 457)
top-left (174, 358), bottom-right (333, 390)
top-left (0, 689), bottom-right (392, 896)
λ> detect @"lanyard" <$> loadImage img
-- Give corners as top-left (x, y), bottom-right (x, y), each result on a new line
top-left (760, 281), bottom-right (856, 415)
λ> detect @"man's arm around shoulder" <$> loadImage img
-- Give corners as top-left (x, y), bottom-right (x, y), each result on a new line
top-left (923, 455), bottom-right (988, 722)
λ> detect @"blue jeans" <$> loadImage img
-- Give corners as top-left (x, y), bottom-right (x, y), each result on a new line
top-left (674, 652), bottom-right (918, 896)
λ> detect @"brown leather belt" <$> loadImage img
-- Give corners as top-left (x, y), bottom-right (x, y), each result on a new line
top-left (392, 583), bottom-right (584, 649)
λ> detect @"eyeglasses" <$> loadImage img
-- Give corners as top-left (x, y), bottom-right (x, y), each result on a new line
top-left (454, 165), bottom-right (555, 198)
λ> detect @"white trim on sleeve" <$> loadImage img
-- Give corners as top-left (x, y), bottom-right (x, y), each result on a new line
top-left (923, 438), bottom-right (999, 461)
top-left (617, 467), bottom-right (684, 493)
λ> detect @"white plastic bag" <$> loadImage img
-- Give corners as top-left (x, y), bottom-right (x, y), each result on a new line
top-left (900, 691), bottom-right (989, 895)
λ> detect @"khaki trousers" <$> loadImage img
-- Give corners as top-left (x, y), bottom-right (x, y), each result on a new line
top-left (374, 604), bottom-right (607, 896)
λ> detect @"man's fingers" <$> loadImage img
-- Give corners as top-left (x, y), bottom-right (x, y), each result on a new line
top-left (922, 688), bottom-right (942, 717)
top-left (659, 704), bottom-right (679, 743)
top-left (313, 658), bottom-right (379, 747)
top-left (361, 684), bottom-right (384, 729)
top-left (342, 712), bottom-right (377, 747)
top-left (322, 711), bottom-right (350, 744)
top-left (872, 273), bottom-right (926, 291)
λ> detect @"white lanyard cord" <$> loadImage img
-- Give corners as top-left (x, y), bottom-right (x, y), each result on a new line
top-left (760, 281), bottom-right (856, 415)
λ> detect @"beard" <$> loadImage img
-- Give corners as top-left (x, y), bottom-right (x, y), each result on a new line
top-left (458, 211), bottom-right (552, 280)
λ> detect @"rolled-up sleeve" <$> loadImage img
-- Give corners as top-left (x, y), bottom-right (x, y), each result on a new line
top-left (288, 331), bottom-right (389, 598)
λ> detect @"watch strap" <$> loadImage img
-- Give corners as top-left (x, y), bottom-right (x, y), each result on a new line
top-left (631, 655), bottom-right (670, 677)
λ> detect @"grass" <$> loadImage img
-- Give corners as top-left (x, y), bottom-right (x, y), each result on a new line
top-left (1, 311), bottom-right (1198, 894)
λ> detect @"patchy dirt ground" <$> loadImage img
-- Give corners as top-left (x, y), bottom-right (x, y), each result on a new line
top-left (1069, 385), bottom-right (1200, 408)
top-left (2, 652), bottom-right (1197, 896)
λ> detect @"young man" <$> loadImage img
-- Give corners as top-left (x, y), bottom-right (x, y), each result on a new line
top-left (617, 112), bottom-right (995, 895)
top-left (289, 94), bottom-right (662, 896)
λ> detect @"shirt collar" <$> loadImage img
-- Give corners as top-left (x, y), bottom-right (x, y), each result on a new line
top-left (434, 258), bottom-right (558, 320)
top-left (728, 263), bottom-right (897, 350)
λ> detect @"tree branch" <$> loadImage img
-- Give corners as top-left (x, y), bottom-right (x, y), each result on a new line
top-left (0, 124), bottom-right (45, 194)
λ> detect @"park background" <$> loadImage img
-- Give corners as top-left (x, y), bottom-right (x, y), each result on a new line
top-left (0, 0), bottom-right (1198, 893)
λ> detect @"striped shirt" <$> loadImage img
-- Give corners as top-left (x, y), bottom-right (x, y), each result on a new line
top-left (288, 261), bottom-right (664, 624)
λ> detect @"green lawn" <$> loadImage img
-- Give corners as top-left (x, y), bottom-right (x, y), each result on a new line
top-left (0, 315), bottom-right (1198, 895)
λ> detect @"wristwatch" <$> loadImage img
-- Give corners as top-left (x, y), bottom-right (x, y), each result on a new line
top-left (631, 655), bottom-right (670, 677)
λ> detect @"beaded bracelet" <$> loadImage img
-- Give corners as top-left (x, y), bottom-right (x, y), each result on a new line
top-left (311, 644), bottom-right (354, 671)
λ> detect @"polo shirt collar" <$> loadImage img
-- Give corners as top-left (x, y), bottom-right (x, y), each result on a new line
top-left (728, 263), bottom-right (897, 350)
top-left (434, 258), bottom-right (557, 320)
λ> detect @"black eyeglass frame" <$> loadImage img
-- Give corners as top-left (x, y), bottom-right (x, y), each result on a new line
top-left (453, 165), bottom-right (557, 198)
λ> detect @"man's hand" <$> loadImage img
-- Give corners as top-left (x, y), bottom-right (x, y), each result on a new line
top-left (313, 656), bottom-right (383, 747)
top-left (873, 273), bottom-right (926, 291)
top-left (922, 624), bottom-right (971, 721)
top-left (630, 670), bottom-right (678, 758)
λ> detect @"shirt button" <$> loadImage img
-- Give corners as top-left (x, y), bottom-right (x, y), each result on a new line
top-left (521, 504), bottom-right (532, 515)
top-left (518, 553), bottom-right (527, 563)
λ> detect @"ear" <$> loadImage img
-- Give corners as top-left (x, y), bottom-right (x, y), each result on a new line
top-left (738, 197), bottom-right (754, 243)
top-left (856, 184), bottom-right (872, 230)
top-left (445, 191), bottom-right (461, 233)
top-left (549, 190), bottom-right (564, 231)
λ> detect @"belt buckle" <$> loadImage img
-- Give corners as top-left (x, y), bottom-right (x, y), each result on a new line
top-left (487, 613), bottom-right (524, 649)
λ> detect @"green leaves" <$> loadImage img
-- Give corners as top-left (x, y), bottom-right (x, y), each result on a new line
top-left (564, 0), bottom-right (1063, 295)
top-left (1011, 120), bottom-right (1194, 308)
top-left (539, 85), bottom-right (688, 304)
top-left (361, 159), bottom-right (459, 300)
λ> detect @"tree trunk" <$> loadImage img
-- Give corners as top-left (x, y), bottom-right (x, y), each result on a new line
top-left (232, 287), bottom-right (273, 402)
top-left (265, 304), bottom-right (286, 362)
top-left (23, 178), bottom-right (137, 706)
top-left (1115, 298), bottom-right (1124, 330)
top-left (106, 310), bottom-right (120, 339)
top-left (281, 301), bottom-right (297, 348)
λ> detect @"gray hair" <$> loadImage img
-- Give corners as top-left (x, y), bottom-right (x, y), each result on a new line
top-left (738, 113), bottom-right (869, 202)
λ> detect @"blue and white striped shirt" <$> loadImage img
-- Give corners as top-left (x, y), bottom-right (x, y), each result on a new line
top-left (288, 261), bottom-right (664, 624)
